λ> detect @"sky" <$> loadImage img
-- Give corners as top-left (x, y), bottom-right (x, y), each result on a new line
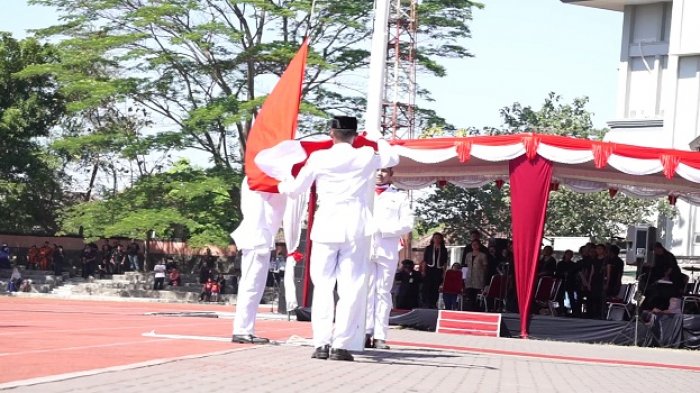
top-left (1, 0), bottom-right (623, 130)
top-left (419, 0), bottom-right (623, 130)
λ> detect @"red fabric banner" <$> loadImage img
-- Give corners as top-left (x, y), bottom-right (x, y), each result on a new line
top-left (390, 133), bottom-right (700, 170)
top-left (509, 154), bottom-right (553, 338)
top-left (245, 39), bottom-right (309, 193)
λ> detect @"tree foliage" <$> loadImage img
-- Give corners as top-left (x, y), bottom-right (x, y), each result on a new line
top-left (59, 160), bottom-right (242, 247)
top-left (416, 183), bottom-right (511, 245)
top-left (16, 0), bottom-right (482, 244)
top-left (28, 0), bottom-right (482, 172)
top-left (416, 93), bottom-right (673, 243)
top-left (0, 33), bottom-right (66, 233)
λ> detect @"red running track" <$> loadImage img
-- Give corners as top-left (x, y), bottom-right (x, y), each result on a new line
top-left (2, 297), bottom-right (698, 385)
top-left (0, 297), bottom-right (312, 384)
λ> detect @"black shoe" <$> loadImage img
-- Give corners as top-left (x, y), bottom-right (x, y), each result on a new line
top-left (373, 339), bottom-right (390, 350)
top-left (231, 334), bottom-right (270, 344)
top-left (364, 335), bottom-right (373, 349)
top-left (311, 345), bottom-right (330, 360)
top-left (329, 348), bottom-right (354, 361)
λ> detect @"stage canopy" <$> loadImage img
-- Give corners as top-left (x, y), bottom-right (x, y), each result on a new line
top-left (389, 133), bottom-right (700, 204)
top-left (386, 133), bottom-right (700, 337)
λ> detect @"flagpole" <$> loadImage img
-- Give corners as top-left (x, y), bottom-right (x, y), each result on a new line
top-left (306, 0), bottom-right (318, 38)
top-left (365, 0), bottom-right (391, 139)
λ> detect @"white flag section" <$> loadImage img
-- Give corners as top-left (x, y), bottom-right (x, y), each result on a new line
top-left (254, 139), bottom-right (307, 182)
top-left (282, 190), bottom-right (308, 311)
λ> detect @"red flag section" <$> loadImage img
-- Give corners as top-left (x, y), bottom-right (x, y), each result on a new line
top-left (245, 39), bottom-right (309, 193)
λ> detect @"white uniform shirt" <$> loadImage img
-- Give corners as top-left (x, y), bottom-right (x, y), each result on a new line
top-left (372, 187), bottom-right (414, 260)
top-left (279, 140), bottom-right (398, 244)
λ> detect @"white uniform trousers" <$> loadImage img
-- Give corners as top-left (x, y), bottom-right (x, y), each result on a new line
top-left (232, 248), bottom-right (271, 335)
top-left (310, 237), bottom-right (369, 350)
top-left (365, 255), bottom-right (398, 340)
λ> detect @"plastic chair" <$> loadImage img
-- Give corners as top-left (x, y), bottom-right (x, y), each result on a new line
top-left (546, 279), bottom-right (564, 316)
top-left (682, 295), bottom-right (700, 314)
top-left (533, 276), bottom-right (561, 315)
top-left (478, 274), bottom-right (507, 312)
top-left (606, 282), bottom-right (637, 321)
top-left (605, 283), bottom-right (631, 314)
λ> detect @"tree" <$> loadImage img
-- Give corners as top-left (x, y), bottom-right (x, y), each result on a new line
top-left (51, 103), bottom-right (167, 201)
top-left (28, 0), bottom-right (483, 173)
top-left (416, 183), bottom-right (511, 245)
top-left (59, 160), bottom-right (242, 247)
top-left (0, 34), bottom-right (66, 233)
top-left (20, 0), bottom-right (482, 244)
top-left (416, 93), bottom-right (672, 243)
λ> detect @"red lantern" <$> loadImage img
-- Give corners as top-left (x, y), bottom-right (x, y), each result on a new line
top-left (495, 179), bottom-right (504, 190)
top-left (437, 180), bottom-right (447, 189)
top-left (608, 188), bottom-right (618, 198)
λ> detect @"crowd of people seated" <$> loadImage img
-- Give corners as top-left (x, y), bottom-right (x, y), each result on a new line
top-left (195, 249), bottom-right (226, 302)
top-left (396, 230), bottom-right (692, 321)
top-left (0, 240), bottom-right (143, 279)
top-left (86, 241), bottom-right (142, 278)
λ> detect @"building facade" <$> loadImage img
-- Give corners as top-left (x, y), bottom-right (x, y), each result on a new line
top-left (564, 0), bottom-right (700, 256)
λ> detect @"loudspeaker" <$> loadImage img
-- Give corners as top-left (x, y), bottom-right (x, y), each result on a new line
top-left (625, 225), bottom-right (656, 266)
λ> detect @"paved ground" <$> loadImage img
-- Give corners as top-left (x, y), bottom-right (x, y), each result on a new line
top-left (1, 297), bottom-right (698, 392)
top-left (4, 338), bottom-right (699, 393)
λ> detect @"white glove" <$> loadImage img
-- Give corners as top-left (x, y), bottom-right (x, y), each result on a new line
top-left (277, 176), bottom-right (295, 195)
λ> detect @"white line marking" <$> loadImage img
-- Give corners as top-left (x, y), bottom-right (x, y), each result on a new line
top-left (0, 319), bottom-right (216, 337)
top-left (143, 331), bottom-right (232, 342)
top-left (0, 338), bottom-right (176, 357)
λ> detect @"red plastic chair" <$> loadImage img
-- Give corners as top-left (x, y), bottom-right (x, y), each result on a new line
top-left (533, 276), bottom-right (562, 315)
top-left (478, 274), bottom-right (508, 312)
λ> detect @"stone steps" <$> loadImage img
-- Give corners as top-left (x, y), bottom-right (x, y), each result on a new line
top-left (6, 290), bottom-right (238, 304)
top-left (2, 269), bottom-right (278, 307)
top-left (1, 270), bottom-right (67, 294)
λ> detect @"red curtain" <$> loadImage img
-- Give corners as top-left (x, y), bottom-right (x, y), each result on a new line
top-left (509, 154), bottom-right (553, 338)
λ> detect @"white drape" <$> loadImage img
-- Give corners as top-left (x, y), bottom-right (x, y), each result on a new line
top-left (282, 190), bottom-right (308, 310)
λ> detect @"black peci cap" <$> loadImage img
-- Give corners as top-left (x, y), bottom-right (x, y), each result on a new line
top-left (329, 116), bottom-right (357, 132)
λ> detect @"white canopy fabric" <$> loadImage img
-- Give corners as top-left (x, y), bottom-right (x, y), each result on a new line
top-left (389, 133), bottom-right (700, 204)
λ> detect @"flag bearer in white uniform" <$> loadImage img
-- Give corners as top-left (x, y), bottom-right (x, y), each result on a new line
top-left (278, 116), bottom-right (397, 361)
top-left (365, 168), bottom-right (414, 349)
top-left (231, 179), bottom-right (286, 344)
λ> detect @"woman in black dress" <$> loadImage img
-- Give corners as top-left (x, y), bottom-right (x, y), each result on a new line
top-left (420, 232), bottom-right (448, 308)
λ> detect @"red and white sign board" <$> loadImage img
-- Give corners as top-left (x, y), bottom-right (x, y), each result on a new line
top-left (436, 311), bottom-right (502, 337)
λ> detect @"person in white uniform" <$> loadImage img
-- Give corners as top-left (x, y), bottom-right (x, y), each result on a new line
top-left (365, 167), bottom-right (414, 350)
top-left (278, 116), bottom-right (397, 361)
top-left (231, 178), bottom-right (286, 344)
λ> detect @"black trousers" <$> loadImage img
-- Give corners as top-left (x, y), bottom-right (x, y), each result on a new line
top-left (154, 277), bottom-right (165, 290)
top-left (421, 269), bottom-right (443, 308)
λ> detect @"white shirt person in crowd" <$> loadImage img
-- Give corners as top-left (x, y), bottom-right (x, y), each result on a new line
top-left (365, 167), bottom-right (414, 350)
top-left (278, 116), bottom-right (398, 361)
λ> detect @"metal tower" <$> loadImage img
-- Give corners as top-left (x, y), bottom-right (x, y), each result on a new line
top-left (382, 0), bottom-right (418, 140)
